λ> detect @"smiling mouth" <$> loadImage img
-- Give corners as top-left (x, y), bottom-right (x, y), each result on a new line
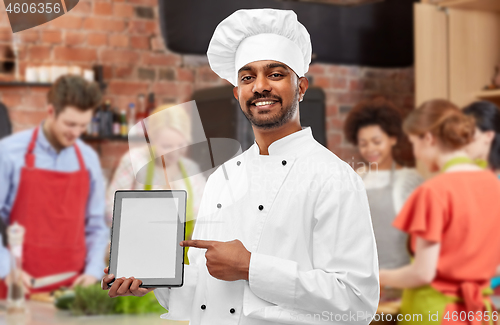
top-left (251, 100), bottom-right (279, 109)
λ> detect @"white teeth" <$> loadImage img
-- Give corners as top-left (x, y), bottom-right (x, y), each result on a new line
top-left (254, 101), bottom-right (276, 106)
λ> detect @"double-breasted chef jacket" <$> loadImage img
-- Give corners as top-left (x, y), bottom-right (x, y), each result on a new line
top-left (155, 127), bottom-right (380, 324)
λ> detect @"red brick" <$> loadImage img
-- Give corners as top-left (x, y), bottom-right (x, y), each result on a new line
top-left (65, 32), bottom-right (86, 46)
top-left (83, 17), bottom-right (126, 32)
top-left (114, 66), bottom-right (134, 79)
top-left (177, 83), bottom-right (193, 102)
top-left (130, 36), bottom-right (149, 50)
top-left (326, 133), bottom-right (342, 147)
top-left (54, 47), bottom-right (97, 62)
top-left (332, 77), bottom-right (347, 89)
top-left (102, 65), bottom-right (113, 79)
top-left (18, 30), bottom-right (39, 42)
top-left (129, 20), bottom-right (157, 34)
top-left (1, 92), bottom-right (23, 108)
top-left (8, 110), bottom-right (47, 126)
top-left (349, 80), bottom-right (361, 91)
top-left (328, 118), bottom-right (344, 130)
top-left (46, 15), bottom-right (84, 29)
top-left (101, 49), bottom-right (139, 64)
top-left (141, 53), bottom-right (180, 66)
top-left (127, 0), bottom-right (157, 5)
top-left (196, 66), bottom-right (219, 82)
top-left (106, 81), bottom-right (149, 96)
top-left (0, 27), bottom-right (11, 41)
top-left (314, 76), bottom-right (330, 89)
top-left (177, 67), bottom-right (194, 82)
top-left (326, 104), bottom-right (338, 116)
top-left (28, 45), bottom-right (52, 61)
top-left (152, 82), bottom-right (179, 97)
top-left (87, 33), bottom-right (107, 47)
top-left (109, 34), bottom-right (129, 48)
top-left (113, 3), bottom-right (134, 18)
top-left (94, 2), bottom-right (113, 15)
top-left (307, 64), bottom-right (325, 75)
top-left (150, 36), bottom-right (165, 52)
top-left (41, 30), bottom-right (62, 44)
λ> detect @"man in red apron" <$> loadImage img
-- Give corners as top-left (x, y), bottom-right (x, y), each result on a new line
top-left (0, 75), bottom-right (109, 297)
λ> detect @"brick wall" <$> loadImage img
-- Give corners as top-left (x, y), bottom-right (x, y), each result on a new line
top-left (0, 0), bottom-right (414, 180)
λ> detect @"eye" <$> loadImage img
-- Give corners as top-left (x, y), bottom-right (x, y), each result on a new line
top-left (270, 73), bottom-right (283, 78)
top-left (241, 76), bottom-right (253, 82)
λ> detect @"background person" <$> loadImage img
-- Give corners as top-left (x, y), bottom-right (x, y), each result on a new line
top-left (106, 104), bottom-right (206, 264)
top-left (344, 97), bottom-right (423, 270)
top-left (379, 99), bottom-right (500, 324)
top-left (0, 75), bottom-right (109, 296)
top-left (463, 101), bottom-right (500, 174)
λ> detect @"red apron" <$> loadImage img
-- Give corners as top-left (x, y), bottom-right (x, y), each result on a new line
top-left (0, 127), bottom-right (89, 297)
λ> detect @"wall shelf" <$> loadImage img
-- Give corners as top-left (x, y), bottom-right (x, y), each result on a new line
top-left (0, 81), bottom-right (107, 90)
top-left (0, 81), bottom-right (52, 87)
top-left (433, 0), bottom-right (500, 11)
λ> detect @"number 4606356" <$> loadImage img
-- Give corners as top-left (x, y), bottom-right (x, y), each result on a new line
top-left (6, 2), bottom-right (61, 14)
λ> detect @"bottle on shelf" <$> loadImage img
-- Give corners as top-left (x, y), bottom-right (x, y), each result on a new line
top-left (91, 116), bottom-right (99, 137)
top-left (112, 107), bottom-right (121, 136)
top-left (93, 104), bottom-right (102, 137)
top-left (128, 103), bottom-right (136, 129)
top-left (120, 110), bottom-right (128, 137)
top-left (146, 92), bottom-right (156, 116)
top-left (99, 99), bottom-right (113, 137)
top-left (136, 94), bottom-right (147, 121)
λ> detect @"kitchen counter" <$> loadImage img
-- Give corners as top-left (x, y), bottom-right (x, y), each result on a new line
top-left (0, 300), bottom-right (399, 325)
top-left (0, 300), bottom-right (188, 325)
top-left (10, 298), bottom-right (500, 325)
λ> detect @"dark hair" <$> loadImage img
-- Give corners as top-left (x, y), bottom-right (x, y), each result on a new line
top-left (463, 101), bottom-right (500, 170)
top-left (47, 75), bottom-right (102, 115)
top-left (403, 99), bottom-right (476, 150)
top-left (343, 97), bottom-right (403, 145)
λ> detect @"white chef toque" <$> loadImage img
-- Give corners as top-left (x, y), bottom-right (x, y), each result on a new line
top-left (207, 8), bottom-right (312, 86)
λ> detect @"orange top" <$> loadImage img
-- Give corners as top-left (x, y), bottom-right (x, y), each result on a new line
top-left (393, 170), bottom-right (500, 296)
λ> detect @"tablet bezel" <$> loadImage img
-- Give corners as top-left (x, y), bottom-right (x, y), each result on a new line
top-left (109, 190), bottom-right (186, 288)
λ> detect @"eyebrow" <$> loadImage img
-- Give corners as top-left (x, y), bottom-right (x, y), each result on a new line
top-left (237, 62), bottom-right (290, 76)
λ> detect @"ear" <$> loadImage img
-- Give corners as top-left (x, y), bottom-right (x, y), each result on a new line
top-left (46, 104), bottom-right (56, 119)
top-left (232, 87), bottom-right (239, 101)
top-left (423, 132), bottom-right (435, 145)
top-left (298, 77), bottom-right (309, 102)
top-left (484, 130), bottom-right (495, 143)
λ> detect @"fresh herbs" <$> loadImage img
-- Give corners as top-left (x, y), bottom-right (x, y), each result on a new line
top-left (54, 284), bottom-right (165, 316)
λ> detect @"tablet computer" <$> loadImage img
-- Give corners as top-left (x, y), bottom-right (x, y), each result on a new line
top-left (109, 190), bottom-right (186, 288)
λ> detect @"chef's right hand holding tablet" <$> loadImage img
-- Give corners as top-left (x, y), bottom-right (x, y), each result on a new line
top-left (101, 266), bottom-right (156, 297)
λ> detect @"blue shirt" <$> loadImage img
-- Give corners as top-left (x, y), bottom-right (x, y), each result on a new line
top-left (0, 125), bottom-right (109, 279)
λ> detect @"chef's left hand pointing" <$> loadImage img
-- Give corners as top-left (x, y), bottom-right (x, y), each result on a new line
top-left (181, 239), bottom-right (251, 281)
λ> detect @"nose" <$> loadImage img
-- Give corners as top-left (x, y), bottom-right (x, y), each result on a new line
top-left (72, 127), bottom-right (83, 139)
top-left (251, 74), bottom-right (272, 94)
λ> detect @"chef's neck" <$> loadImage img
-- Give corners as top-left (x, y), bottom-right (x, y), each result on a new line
top-left (253, 121), bottom-right (302, 155)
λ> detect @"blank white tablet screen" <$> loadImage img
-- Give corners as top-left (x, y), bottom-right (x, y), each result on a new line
top-left (116, 197), bottom-right (179, 279)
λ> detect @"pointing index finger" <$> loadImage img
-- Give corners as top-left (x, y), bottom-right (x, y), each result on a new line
top-left (180, 240), bottom-right (217, 249)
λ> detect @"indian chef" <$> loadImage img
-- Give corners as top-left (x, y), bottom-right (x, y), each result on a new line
top-left (102, 8), bottom-right (380, 325)
top-left (0, 75), bottom-right (109, 296)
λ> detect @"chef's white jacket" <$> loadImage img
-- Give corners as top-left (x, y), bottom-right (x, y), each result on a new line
top-left (155, 127), bottom-right (379, 324)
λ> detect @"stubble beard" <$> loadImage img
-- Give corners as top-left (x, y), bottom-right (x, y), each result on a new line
top-left (242, 87), bottom-right (300, 130)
